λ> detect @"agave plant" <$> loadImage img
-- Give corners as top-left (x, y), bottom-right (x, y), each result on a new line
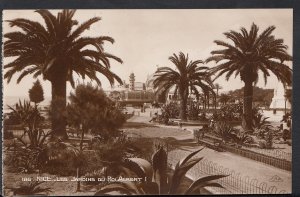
top-left (232, 131), bottom-right (253, 147)
top-left (7, 100), bottom-right (51, 148)
top-left (213, 121), bottom-right (237, 143)
top-left (252, 109), bottom-right (270, 130)
top-left (10, 181), bottom-right (52, 196)
top-left (94, 147), bottom-right (227, 195)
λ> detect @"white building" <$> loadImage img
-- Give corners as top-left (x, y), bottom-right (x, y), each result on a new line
top-left (269, 81), bottom-right (291, 110)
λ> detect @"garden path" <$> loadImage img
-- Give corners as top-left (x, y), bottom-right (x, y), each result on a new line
top-left (126, 115), bottom-right (292, 194)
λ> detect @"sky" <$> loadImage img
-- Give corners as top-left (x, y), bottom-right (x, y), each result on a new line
top-left (2, 9), bottom-right (293, 97)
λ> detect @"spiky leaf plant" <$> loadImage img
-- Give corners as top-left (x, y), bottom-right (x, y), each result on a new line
top-left (94, 147), bottom-right (227, 195)
top-left (11, 181), bottom-right (52, 196)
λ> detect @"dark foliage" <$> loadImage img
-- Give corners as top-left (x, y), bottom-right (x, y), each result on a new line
top-left (212, 103), bottom-right (243, 122)
top-left (219, 93), bottom-right (231, 105)
top-left (67, 84), bottom-right (126, 141)
top-left (3, 131), bottom-right (14, 140)
top-left (252, 107), bottom-right (270, 130)
top-left (232, 131), bottom-right (253, 146)
top-left (91, 135), bottom-right (142, 177)
top-left (28, 79), bottom-right (44, 104)
top-left (38, 141), bottom-right (84, 176)
top-left (227, 87), bottom-right (274, 107)
top-left (161, 102), bottom-right (180, 119)
top-left (4, 147), bottom-right (42, 173)
top-left (11, 181), bottom-right (52, 196)
top-left (188, 103), bottom-right (201, 120)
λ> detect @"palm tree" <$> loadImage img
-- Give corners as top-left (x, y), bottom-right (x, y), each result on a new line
top-left (284, 87), bottom-right (292, 114)
top-left (213, 83), bottom-right (222, 97)
top-left (284, 88), bottom-right (292, 104)
top-left (199, 85), bottom-right (216, 110)
top-left (4, 9), bottom-right (123, 138)
top-left (213, 83), bottom-right (222, 107)
top-left (206, 23), bottom-right (292, 131)
top-left (153, 52), bottom-right (214, 121)
top-left (219, 93), bottom-right (231, 105)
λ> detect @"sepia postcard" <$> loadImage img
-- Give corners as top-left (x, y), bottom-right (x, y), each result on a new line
top-left (1, 8), bottom-right (293, 196)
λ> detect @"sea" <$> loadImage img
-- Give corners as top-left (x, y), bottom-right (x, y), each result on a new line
top-left (2, 96), bottom-right (52, 114)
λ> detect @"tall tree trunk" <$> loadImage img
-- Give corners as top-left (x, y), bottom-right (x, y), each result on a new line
top-left (214, 96), bottom-right (217, 109)
top-left (51, 76), bottom-right (68, 139)
top-left (243, 80), bottom-right (254, 131)
top-left (76, 127), bottom-right (85, 192)
top-left (207, 94), bottom-right (210, 110)
top-left (216, 88), bottom-right (219, 108)
top-left (179, 89), bottom-right (187, 121)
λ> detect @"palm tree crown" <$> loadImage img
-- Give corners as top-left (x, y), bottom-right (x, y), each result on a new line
top-left (207, 23), bottom-right (292, 85)
top-left (206, 23), bottom-right (292, 130)
top-left (4, 9), bottom-right (123, 87)
top-left (153, 52), bottom-right (214, 120)
top-left (4, 9), bottom-right (123, 138)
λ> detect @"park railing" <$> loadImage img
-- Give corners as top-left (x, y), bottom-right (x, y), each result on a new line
top-left (199, 133), bottom-right (291, 171)
top-left (242, 146), bottom-right (292, 161)
top-left (122, 131), bottom-right (290, 194)
top-left (168, 150), bottom-right (289, 194)
top-left (219, 143), bottom-right (291, 171)
top-left (195, 158), bottom-right (288, 194)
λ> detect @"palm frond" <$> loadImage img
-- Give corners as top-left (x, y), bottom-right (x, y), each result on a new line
top-left (70, 17), bottom-right (101, 40)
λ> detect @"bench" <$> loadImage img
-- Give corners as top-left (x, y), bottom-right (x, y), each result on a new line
top-left (204, 133), bottom-right (223, 142)
top-left (67, 128), bottom-right (80, 138)
top-left (198, 139), bottom-right (224, 152)
top-left (169, 119), bottom-right (210, 128)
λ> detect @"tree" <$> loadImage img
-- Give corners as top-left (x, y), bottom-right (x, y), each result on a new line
top-left (66, 83), bottom-right (126, 143)
top-left (4, 9), bottom-right (123, 139)
top-left (214, 83), bottom-right (222, 97)
top-left (284, 88), bottom-right (292, 105)
top-left (153, 52), bottom-right (214, 121)
top-left (219, 93), bottom-right (231, 105)
top-left (66, 83), bottom-right (126, 191)
top-left (207, 23), bottom-right (292, 131)
top-left (227, 87), bottom-right (274, 107)
top-left (213, 83), bottom-right (222, 107)
top-left (28, 80), bottom-right (44, 105)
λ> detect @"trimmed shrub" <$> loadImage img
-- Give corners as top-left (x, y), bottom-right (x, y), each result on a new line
top-left (258, 140), bottom-right (267, 149)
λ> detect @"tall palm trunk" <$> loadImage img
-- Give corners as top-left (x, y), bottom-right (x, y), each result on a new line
top-left (243, 79), bottom-right (253, 131)
top-left (216, 88), bottom-right (219, 108)
top-left (214, 96), bottom-right (217, 109)
top-left (179, 88), bottom-right (187, 121)
top-left (51, 76), bottom-right (68, 139)
top-left (207, 94), bottom-right (210, 110)
top-left (77, 127), bottom-right (85, 192)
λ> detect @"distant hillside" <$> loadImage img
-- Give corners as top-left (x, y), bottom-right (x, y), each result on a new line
top-left (227, 87), bottom-right (274, 106)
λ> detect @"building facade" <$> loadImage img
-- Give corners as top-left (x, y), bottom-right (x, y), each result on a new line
top-left (106, 72), bottom-right (155, 105)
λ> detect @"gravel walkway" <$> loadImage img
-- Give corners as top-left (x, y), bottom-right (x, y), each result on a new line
top-left (126, 115), bottom-right (292, 194)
